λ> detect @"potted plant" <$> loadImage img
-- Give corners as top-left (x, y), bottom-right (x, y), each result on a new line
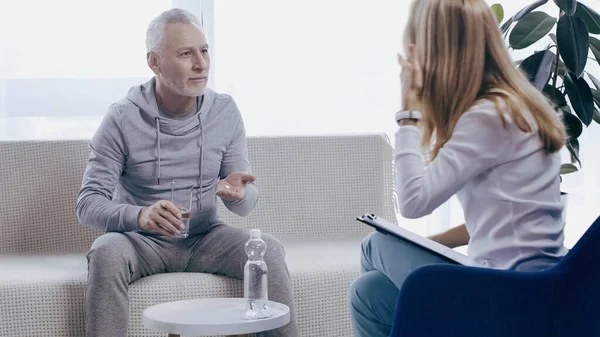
top-left (491, 0), bottom-right (600, 220)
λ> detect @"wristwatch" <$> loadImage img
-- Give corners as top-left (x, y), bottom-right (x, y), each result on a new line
top-left (395, 110), bottom-right (422, 122)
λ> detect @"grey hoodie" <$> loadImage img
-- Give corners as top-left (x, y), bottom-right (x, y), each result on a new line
top-left (76, 78), bottom-right (258, 235)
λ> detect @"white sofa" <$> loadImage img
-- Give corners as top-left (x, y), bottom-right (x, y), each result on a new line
top-left (0, 134), bottom-right (397, 337)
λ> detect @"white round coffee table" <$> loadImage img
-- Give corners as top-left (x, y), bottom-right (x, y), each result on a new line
top-left (143, 298), bottom-right (290, 336)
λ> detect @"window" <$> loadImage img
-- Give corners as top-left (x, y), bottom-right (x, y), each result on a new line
top-left (213, 0), bottom-right (600, 241)
top-left (212, 0), bottom-right (435, 233)
top-left (1, 0), bottom-right (598, 242)
top-left (213, 0), bottom-right (406, 139)
top-left (0, 0), bottom-right (173, 138)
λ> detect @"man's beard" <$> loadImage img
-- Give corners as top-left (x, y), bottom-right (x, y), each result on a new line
top-left (164, 77), bottom-right (205, 97)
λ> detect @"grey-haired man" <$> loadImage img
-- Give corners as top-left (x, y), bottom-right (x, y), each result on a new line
top-left (77, 8), bottom-right (298, 337)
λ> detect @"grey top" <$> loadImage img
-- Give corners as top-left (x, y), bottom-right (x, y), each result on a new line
top-left (76, 77), bottom-right (258, 235)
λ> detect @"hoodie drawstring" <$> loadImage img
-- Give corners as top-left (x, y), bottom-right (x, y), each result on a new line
top-left (155, 117), bottom-right (162, 186)
top-left (198, 112), bottom-right (204, 211)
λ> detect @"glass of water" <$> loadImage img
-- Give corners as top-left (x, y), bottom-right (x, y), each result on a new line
top-left (171, 180), bottom-right (194, 238)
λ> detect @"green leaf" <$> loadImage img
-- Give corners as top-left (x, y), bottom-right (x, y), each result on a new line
top-left (514, 0), bottom-right (550, 21)
top-left (591, 88), bottom-right (600, 106)
top-left (589, 36), bottom-right (600, 68)
top-left (553, 0), bottom-right (577, 16)
top-left (567, 138), bottom-right (581, 166)
top-left (509, 12), bottom-right (556, 49)
top-left (519, 50), bottom-right (555, 90)
top-left (593, 109), bottom-right (600, 123)
top-left (491, 4), bottom-right (504, 24)
top-left (590, 89), bottom-right (600, 118)
top-left (564, 72), bottom-right (594, 126)
top-left (501, 17), bottom-right (514, 33)
top-left (573, 2), bottom-right (600, 34)
top-left (557, 15), bottom-right (589, 78)
top-left (560, 163), bottom-right (578, 174)
top-left (544, 84), bottom-right (568, 107)
top-left (587, 73), bottom-right (600, 90)
top-left (562, 109), bottom-right (583, 138)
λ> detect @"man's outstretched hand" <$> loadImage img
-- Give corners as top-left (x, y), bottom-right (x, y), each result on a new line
top-left (216, 171), bottom-right (256, 201)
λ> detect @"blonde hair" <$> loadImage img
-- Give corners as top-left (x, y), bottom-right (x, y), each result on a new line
top-left (404, 0), bottom-right (567, 161)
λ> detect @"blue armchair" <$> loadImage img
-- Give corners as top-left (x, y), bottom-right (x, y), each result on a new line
top-left (389, 215), bottom-right (600, 337)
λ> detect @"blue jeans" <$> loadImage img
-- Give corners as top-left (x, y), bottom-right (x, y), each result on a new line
top-left (348, 231), bottom-right (562, 337)
top-left (348, 231), bottom-right (451, 337)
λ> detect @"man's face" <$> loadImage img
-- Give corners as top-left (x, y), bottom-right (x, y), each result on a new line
top-left (151, 23), bottom-right (210, 97)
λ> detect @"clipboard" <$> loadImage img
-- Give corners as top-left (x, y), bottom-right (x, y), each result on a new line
top-left (357, 213), bottom-right (472, 266)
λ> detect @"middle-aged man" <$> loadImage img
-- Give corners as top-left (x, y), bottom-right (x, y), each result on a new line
top-left (76, 8), bottom-right (298, 337)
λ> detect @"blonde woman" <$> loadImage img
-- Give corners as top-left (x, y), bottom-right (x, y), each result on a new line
top-left (349, 0), bottom-right (569, 336)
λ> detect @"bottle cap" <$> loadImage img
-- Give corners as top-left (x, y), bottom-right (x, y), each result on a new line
top-left (250, 229), bottom-right (261, 238)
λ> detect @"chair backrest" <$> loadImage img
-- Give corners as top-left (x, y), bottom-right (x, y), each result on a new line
top-left (555, 215), bottom-right (600, 280)
top-left (0, 134), bottom-right (396, 253)
top-left (542, 215), bottom-right (600, 335)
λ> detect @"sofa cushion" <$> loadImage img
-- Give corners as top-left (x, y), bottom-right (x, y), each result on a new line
top-left (0, 240), bottom-right (363, 337)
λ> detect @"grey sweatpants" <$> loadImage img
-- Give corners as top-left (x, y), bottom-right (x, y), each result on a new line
top-left (84, 224), bottom-right (299, 337)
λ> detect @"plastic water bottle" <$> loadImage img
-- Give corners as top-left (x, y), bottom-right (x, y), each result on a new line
top-left (244, 229), bottom-right (269, 319)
